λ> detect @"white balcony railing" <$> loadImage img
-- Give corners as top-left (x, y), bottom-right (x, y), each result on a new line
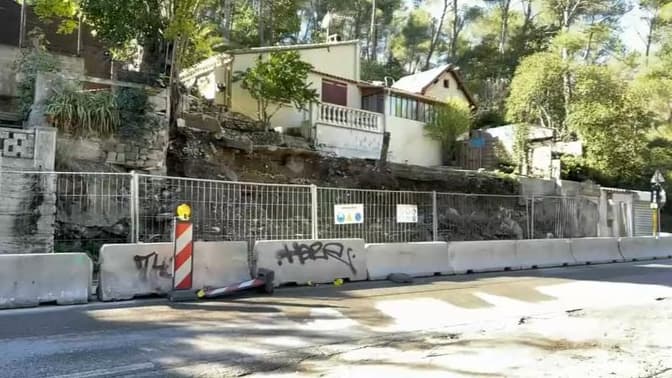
top-left (317, 103), bottom-right (382, 132)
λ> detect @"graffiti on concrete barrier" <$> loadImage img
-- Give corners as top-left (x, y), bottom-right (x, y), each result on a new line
top-left (133, 252), bottom-right (172, 280)
top-left (276, 242), bottom-right (357, 274)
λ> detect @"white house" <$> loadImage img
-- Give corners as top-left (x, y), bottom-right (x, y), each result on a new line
top-left (180, 40), bottom-right (477, 167)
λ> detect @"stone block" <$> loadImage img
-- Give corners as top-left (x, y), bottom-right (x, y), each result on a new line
top-left (115, 152), bottom-right (126, 162)
top-left (106, 152), bottom-right (117, 163)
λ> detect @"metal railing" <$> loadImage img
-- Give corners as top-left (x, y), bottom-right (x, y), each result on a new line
top-left (317, 102), bottom-right (382, 131)
top-left (0, 170), bottom-right (601, 256)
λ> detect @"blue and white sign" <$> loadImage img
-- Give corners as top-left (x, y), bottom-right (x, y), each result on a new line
top-left (334, 204), bottom-right (364, 225)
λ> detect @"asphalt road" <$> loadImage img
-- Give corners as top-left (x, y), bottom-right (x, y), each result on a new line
top-left (2, 260), bottom-right (672, 377)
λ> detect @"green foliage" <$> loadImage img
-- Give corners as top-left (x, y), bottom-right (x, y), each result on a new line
top-left (506, 52), bottom-right (566, 131)
top-left (360, 59), bottom-right (407, 82)
top-left (115, 87), bottom-right (153, 137)
top-left (46, 88), bottom-right (120, 136)
top-left (424, 99), bottom-right (472, 161)
top-left (512, 123), bottom-right (530, 173)
top-left (241, 51), bottom-right (318, 128)
top-left (390, 9), bottom-right (433, 72)
top-left (473, 108), bottom-right (507, 128)
top-left (225, 0), bottom-right (302, 47)
top-left (33, 0), bottom-right (80, 34)
top-left (13, 31), bottom-right (61, 118)
top-left (568, 65), bottom-right (650, 185)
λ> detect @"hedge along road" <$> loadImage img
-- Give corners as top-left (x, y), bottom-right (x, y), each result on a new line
top-left (1, 260), bottom-right (672, 377)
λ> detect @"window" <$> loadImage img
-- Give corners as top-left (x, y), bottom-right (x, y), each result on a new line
top-left (443, 79), bottom-right (450, 88)
top-left (322, 79), bottom-right (347, 106)
top-left (388, 93), bottom-right (436, 122)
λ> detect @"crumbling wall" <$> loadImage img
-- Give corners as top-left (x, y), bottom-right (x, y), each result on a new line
top-left (0, 127), bottom-right (57, 254)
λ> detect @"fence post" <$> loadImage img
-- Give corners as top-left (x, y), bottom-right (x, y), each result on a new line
top-left (530, 194), bottom-right (535, 239)
top-left (432, 191), bottom-right (438, 241)
top-left (130, 171), bottom-right (140, 243)
top-left (311, 184), bottom-right (318, 240)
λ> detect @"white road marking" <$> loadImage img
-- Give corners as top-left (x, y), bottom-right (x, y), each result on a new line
top-left (48, 362), bottom-right (155, 378)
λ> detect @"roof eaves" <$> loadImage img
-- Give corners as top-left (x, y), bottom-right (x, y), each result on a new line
top-left (227, 40), bottom-right (360, 55)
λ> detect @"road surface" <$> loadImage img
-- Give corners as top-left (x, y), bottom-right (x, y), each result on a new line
top-left (2, 260), bottom-right (672, 377)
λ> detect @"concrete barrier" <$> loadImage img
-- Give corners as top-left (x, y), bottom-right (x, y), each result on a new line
top-left (255, 239), bottom-right (367, 286)
top-left (99, 243), bottom-right (173, 301)
top-left (619, 237), bottom-right (672, 261)
top-left (99, 241), bottom-right (250, 301)
top-left (448, 240), bottom-right (519, 274)
top-left (366, 242), bottom-right (452, 280)
top-left (570, 238), bottom-right (623, 264)
top-left (192, 241), bottom-right (251, 289)
top-left (515, 239), bottom-right (576, 269)
top-left (0, 253), bottom-right (92, 309)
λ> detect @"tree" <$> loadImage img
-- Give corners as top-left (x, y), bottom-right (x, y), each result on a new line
top-left (241, 51), bottom-right (318, 128)
top-left (567, 65), bottom-right (650, 184)
top-left (424, 0), bottom-right (449, 69)
top-left (390, 9), bottom-right (433, 72)
top-left (424, 99), bottom-right (472, 162)
top-left (639, 0), bottom-right (672, 61)
top-left (360, 59), bottom-right (407, 82)
top-left (446, 3), bottom-right (482, 61)
top-left (506, 52), bottom-right (566, 132)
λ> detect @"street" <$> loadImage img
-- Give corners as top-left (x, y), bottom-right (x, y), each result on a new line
top-left (2, 260), bottom-right (672, 378)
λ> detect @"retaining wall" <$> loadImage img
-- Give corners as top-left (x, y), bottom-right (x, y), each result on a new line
top-left (0, 253), bottom-right (92, 309)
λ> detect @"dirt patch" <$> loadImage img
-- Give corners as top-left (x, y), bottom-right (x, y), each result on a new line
top-left (168, 127), bottom-right (519, 194)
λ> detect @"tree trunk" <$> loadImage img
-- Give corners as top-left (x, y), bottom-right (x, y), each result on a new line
top-left (369, 0), bottom-right (376, 60)
top-left (583, 16), bottom-right (595, 63)
top-left (377, 132), bottom-right (390, 168)
top-left (498, 0), bottom-right (511, 54)
top-left (561, 7), bottom-right (572, 134)
top-left (258, 0), bottom-right (265, 46)
top-left (450, 0), bottom-right (459, 60)
top-left (424, 0), bottom-right (448, 70)
top-left (645, 17), bottom-right (656, 65)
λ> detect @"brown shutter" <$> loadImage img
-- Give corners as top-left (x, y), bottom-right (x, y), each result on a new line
top-left (321, 79), bottom-right (348, 106)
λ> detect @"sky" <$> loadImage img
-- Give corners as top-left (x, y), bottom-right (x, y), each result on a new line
top-left (411, 0), bottom-right (649, 53)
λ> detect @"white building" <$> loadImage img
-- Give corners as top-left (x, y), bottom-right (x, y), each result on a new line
top-left (180, 40), bottom-right (476, 167)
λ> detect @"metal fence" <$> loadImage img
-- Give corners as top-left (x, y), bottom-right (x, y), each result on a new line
top-left (0, 171), bottom-right (600, 256)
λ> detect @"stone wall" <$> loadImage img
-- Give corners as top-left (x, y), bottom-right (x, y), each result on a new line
top-left (57, 115), bottom-right (169, 174)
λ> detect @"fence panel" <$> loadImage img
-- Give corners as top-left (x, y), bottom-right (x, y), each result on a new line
top-left (0, 170), bottom-right (605, 254)
top-left (135, 174), bottom-right (313, 243)
top-left (54, 172), bottom-right (133, 254)
top-left (530, 195), bottom-right (599, 239)
top-left (436, 193), bottom-right (530, 241)
top-left (316, 188), bottom-right (434, 243)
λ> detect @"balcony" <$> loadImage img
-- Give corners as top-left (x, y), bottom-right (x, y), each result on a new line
top-left (316, 103), bottom-right (383, 132)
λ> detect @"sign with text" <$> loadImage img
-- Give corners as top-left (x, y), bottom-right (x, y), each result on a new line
top-left (396, 204), bottom-right (418, 223)
top-left (334, 204), bottom-right (364, 225)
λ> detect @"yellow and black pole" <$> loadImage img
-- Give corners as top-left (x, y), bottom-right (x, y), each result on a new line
top-left (651, 170), bottom-right (665, 239)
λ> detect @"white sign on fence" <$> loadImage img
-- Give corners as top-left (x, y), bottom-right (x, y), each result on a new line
top-left (396, 204), bottom-right (418, 223)
top-left (334, 204), bottom-right (364, 225)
